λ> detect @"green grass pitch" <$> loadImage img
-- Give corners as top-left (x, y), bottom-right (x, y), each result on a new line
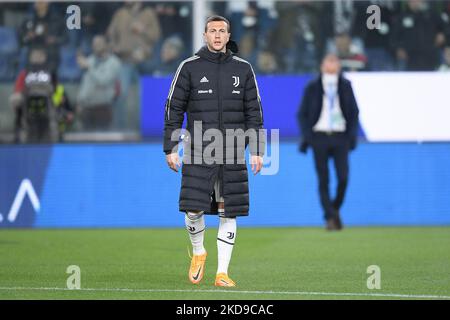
top-left (0, 227), bottom-right (449, 300)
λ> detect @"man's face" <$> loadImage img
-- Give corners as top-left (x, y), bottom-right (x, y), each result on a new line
top-left (408, 0), bottom-right (423, 12)
top-left (203, 21), bottom-right (230, 53)
top-left (161, 42), bottom-right (177, 63)
top-left (321, 55), bottom-right (341, 74)
top-left (29, 49), bottom-right (47, 66)
top-left (92, 36), bottom-right (107, 57)
top-left (35, 1), bottom-right (49, 17)
top-left (335, 34), bottom-right (351, 55)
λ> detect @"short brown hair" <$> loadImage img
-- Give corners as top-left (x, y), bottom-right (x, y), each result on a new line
top-left (204, 15), bottom-right (230, 33)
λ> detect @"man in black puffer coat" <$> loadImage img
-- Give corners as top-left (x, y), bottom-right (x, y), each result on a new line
top-left (163, 16), bottom-right (265, 287)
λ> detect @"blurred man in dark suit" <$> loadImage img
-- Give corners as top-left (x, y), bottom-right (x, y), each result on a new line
top-left (393, 0), bottom-right (446, 71)
top-left (298, 54), bottom-right (359, 231)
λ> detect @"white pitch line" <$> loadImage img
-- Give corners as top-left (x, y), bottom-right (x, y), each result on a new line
top-left (0, 287), bottom-right (449, 299)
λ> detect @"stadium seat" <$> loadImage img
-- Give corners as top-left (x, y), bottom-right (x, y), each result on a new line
top-left (58, 45), bottom-right (82, 82)
top-left (0, 27), bottom-right (19, 80)
top-left (0, 59), bottom-right (13, 80)
top-left (0, 27), bottom-right (18, 55)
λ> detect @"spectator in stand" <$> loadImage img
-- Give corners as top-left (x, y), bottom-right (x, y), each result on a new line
top-left (254, 0), bottom-right (278, 50)
top-left (213, 1), bottom-right (277, 54)
top-left (334, 33), bottom-right (367, 71)
top-left (151, 35), bottom-right (185, 76)
top-left (154, 2), bottom-right (192, 50)
top-left (20, 1), bottom-right (66, 72)
top-left (238, 31), bottom-right (257, 66)
top-left (332, 0), bottom-right (356, 35)
top-left (353, 1), bottom-right (400, 71)
top-left (0, 2), bottom-right (29, 29)
top-left (10, 47), bottom-right (73, 143)
top-left (393, 0), bottom-right (446, 71)
top-left (77, 35), bottom-right (121, 131)
top-left (107, 1), bottom-right (161, 129)
top-left (67, 2), bottom-right (121, 55)
top-left (271, 1), bottom-right (321, 73)
top-left (256, 50), bottom-right (279, 74)
top-left (225, 1), bottom-right (259, 44)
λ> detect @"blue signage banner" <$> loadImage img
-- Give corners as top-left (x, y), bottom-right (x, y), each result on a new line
top-left (141, 74), bottom-right (365, 138)
top-left (1, 143), bottom-right (449, 228)
top-left (140, 75), bottom-right (315, 139)
top-left (0, 146), bottom-right (52, 228)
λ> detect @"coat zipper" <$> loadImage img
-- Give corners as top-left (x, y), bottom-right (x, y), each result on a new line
top-left (217, 62), bottom-right (223, 131)
top-left (217, 60), bottom-right (224, 208)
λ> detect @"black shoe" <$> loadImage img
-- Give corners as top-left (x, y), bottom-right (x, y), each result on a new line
top-left (335, 210), bottom-right (343, 230)
top-left (326, 218), bottom-right (339, 231)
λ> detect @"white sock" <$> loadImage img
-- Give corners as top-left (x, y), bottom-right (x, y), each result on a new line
top-left (217, 217), bottom-right (237, 275)
top-left (185, 212), bottom-right (206, 255)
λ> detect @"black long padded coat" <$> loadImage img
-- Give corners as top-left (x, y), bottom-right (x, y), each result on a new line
top-left (163, 45), bottom-right (265, 217)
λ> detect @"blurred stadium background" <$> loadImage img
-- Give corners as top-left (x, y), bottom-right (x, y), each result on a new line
top-left (1, 0), bottom-right (449, 228)
top-left (0, 0), bottom-right (449, 300)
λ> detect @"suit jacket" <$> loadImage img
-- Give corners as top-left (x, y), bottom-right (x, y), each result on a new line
top-left (297, 73), bottom-right (360, 151)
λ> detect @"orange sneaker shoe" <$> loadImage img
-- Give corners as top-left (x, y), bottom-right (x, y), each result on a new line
top-left (188, 252), bottom-right (207, 284)
top-left (215, 273), bottom-right (236, 287)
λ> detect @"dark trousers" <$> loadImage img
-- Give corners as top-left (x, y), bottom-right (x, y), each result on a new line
top-left (311, 132), bottom-right (349, 220)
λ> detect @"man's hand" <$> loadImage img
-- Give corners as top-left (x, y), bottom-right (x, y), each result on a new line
top-left (76, 52), bottom-right (89, 69)
top-left (166, 153), bottom-right (181, 172)
top-left (396, 48), bottom-right (408, 61)
top-left (131, 21), bottom-right (145, 35)
top-left (299, 141), bottom-right (309, 154)
top-left (435, 32), bottom-right (446, 48)
top-left (46, 36), bottom-right (57, 45)
top-left (65, 112), bottom-right (75, 124)
top-left (250, 155), bottom-right (263, 175)
top-left (349, 138), bottom-right (357, 151)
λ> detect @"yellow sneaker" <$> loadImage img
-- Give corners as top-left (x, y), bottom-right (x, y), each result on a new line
top-left (215, 273), bottom-right (236, 287)
top-left (189, 251), bottom-right (207, 284)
